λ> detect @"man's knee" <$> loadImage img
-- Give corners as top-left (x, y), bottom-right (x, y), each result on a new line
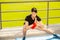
top-left (23, 26), bottom-right (30, 31)
top-left (41, 28), bottom-right (49, 31)
top-left (39, 27), bottom-right (47, 31)
top-left (23, 27), bottom-right (28, 31)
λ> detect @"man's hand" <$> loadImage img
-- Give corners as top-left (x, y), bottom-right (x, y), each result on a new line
top-left (31, 22), bottom-right (36, 29)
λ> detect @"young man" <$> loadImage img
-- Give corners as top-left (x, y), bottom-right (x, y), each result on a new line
top-left (23, 7), bottom-right (59, 40)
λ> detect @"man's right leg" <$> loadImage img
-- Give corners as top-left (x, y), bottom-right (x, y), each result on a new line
top-left (23, 28), bottom-right (27, 40)
top-left (23, 26), bottom-right (30, 40)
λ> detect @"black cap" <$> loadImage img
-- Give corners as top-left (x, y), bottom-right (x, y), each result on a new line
top-left (31, 7), bottom-right (37, 13)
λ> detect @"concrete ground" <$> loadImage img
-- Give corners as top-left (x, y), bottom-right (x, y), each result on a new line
top-left (0, 24), bottom-right (60, 40)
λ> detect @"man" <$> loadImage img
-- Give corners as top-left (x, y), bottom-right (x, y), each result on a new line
top-left (22, 7), bottom-right (59, 40)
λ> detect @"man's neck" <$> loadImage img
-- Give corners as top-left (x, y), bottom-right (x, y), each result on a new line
top-left (31, 16), bottom-right (35, 20)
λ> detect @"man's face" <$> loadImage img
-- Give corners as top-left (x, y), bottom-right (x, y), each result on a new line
top-left (32, 12), bottom-right (37, 18)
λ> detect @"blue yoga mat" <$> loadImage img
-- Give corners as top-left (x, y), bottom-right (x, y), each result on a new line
top-left (15, 34), bottom-right (60, 40)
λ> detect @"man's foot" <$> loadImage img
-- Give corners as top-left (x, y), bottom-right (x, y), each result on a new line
top-left (22, 36), bottom-right (26, 40)
top-left (53, 34), bottom-right (60, 38)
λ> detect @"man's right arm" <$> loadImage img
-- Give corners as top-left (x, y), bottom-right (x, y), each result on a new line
top-left (24, 21), bottom-right (33, 29)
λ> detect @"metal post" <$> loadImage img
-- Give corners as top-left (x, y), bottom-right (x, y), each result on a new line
top-left (0, 3), bottom-right (2, 29)
top-left (47, 1), bottom-right (49, 28)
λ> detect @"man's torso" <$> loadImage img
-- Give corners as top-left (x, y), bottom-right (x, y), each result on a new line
top-left (25, 14), bottom-right (41, 25)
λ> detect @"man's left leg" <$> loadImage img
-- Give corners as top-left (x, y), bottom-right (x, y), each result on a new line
top-left (36, 24), bottom-right (60, 38)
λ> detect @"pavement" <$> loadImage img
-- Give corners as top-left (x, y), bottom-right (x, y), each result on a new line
top-left (0, 24), bottom-right (60, 40)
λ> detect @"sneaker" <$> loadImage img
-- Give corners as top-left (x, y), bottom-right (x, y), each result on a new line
top-left (53, 34), bottom-right (60, 38)
top-left (22, 36), bottom-right (26, 40)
